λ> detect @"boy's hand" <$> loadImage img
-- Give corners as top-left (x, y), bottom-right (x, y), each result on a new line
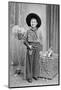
top-left (29, 45), bottom-right (32, 49)
top-left (18, 33), bottom-right (24, 40)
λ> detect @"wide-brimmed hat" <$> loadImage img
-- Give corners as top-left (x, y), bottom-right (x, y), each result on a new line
top-left (26, 13), bottom-right (41, 28)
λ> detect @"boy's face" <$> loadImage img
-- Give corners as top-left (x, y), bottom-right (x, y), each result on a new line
top-left (30, 18), bottom-right (38, 28)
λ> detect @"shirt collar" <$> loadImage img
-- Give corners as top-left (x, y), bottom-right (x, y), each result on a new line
top-left (30, 27), bottom-right (37, 32)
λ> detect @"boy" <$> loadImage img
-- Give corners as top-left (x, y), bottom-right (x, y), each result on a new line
top-left (18, 13), bottom-right (42, 83)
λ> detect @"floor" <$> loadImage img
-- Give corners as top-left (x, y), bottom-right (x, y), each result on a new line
top-left (9, 65), bottom-right (58, 88)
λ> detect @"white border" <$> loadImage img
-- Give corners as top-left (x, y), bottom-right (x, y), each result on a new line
top-left (0, 0), bottom-right (61, 90)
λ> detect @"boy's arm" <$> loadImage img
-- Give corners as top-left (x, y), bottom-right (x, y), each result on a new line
top-left (18, 30), bottom-right (31, 49)
top-left (23, 40), bottom-right (30, 49)
top-left (23, 31), bottom-right (32, 49)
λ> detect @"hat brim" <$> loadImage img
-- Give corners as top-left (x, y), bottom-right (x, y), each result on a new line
top-left (26, 13), bottom-right (41, 28)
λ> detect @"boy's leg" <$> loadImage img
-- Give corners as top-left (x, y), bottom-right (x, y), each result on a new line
top-left (33, 48), bottom-right (40, 78)
top-left (26, 49), bottom-right (33, 81)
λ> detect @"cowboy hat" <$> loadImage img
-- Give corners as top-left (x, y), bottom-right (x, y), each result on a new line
top-left (26, 13), bottom-right (41, 28)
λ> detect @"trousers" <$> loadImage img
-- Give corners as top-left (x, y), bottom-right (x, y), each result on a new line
top-left (26, 42), bottom-right (41, 80)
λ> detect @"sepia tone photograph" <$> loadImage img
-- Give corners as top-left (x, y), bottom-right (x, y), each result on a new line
top-left (8, 2), bottom-right (60, 88)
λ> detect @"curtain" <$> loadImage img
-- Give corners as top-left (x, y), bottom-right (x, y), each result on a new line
top-left (9, 2), bottom-right (26, 66)
top-left (46, 5), bottom-right (59, 53)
